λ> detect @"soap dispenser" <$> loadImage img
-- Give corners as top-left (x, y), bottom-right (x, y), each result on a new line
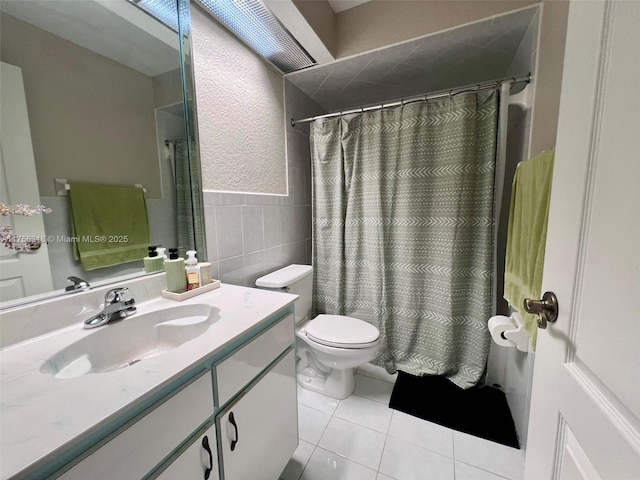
top-left (144, 246), bottom-right (164, 273)
top-left (165, 248), bottom-right (187, 293)
top-left (185, 250), bottom-right (201, 291)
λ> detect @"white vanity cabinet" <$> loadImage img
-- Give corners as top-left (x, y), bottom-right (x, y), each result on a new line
top-left (153, 312), bottom-right (297, 480)
top-left (58, 373), bottom-right (214, 480)
top-left (47, 309), bottom-right (297, 480)
top-left (217, 349), bottom-right (297, 480)
top-left (156, 424), bottom-right (219, 480)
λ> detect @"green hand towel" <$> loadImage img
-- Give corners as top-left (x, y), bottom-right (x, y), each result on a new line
top-left (70, 183), bottom-right (150, 270)
top-left (504, 149), bottom-right (555, 349)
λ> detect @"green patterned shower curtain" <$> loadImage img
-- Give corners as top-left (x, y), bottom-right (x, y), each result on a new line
top-left (174, 139), bottom-right (206, 259)
top-left (311, 92), bottom-right (498, 389)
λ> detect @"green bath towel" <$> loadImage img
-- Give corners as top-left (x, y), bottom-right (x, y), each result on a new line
top-left (70, 183), bottom-right (150, 270)
top-left (504, 149), bottom-right (555, 349)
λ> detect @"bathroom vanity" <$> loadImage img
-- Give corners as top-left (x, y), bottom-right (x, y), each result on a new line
top-left (0, 280), bottom-right (298, 479)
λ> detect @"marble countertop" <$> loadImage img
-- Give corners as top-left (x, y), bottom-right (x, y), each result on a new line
top-left (0, 284), bottom-right (297, 479)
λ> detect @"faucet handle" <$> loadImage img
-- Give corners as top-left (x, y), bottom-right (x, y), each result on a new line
top-left (65, 276), bottom-right (91, 293)
top-left (104, 287), bottom-right (130, 305)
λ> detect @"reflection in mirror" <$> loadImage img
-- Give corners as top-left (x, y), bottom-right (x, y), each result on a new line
top-left (0, 0), bottom-right (205, 308)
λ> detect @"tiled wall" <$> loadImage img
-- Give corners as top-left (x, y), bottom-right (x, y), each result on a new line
top-left (201, 82), bottom-right (325, 288)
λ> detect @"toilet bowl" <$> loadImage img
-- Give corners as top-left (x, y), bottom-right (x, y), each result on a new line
top-left (255, 265), bottom-right (381, 399)
top-left (295, 314), bottom-right (380, 398)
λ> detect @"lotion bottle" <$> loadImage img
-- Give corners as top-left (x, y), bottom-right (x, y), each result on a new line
top-left (165, 248), bottom-right (187, 293)
top-left (185, 250), bottom-right (201, 290)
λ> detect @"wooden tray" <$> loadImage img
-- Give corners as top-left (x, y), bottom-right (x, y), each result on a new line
top-left (161, 280), bottom-right (221, 301)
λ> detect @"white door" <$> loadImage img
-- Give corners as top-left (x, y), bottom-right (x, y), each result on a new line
top-left (525, 1), bottom-right (640, 479)
top-left (0, 62), bottom-right (53, 302)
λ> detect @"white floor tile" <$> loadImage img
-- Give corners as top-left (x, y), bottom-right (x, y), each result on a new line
top-left (298, 404), bottom-right (331, 445)
top-left (453, 431), bottom-right (525, 480)
top-left (334, 394), bottom-right (393, 433)
top-left (357, 363), bottom-right (397, 384)
top-left (318, 417), bottom-right (386, 470)
top-left (379, 436), bottom-right (454, 480)
top-left (376, 474), bottom-right (396, 480)
top-left (455, 461), bottom-right (511, 480)
top-left (387, 410), bottom-right (454, 457)
top-left (354, 374), bottom-right (394, 405)
top-left (300, 446), bottom-right (377, 480)
top-left (280, 441), bottom-right (315, 480)
top-left (297, 386), bottom-right (340, 415)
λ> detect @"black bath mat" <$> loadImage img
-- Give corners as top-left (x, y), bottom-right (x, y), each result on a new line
top-left (389, 371), bottom-right (519, 449)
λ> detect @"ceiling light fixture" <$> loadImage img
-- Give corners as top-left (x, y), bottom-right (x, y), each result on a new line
top-left (194, 0), bottom-right (316, 73)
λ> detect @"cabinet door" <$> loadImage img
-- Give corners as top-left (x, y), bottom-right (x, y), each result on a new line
top-left (156, 424), bottom-right (219, 480)
top-left (59, 373), bottom-right (214, 480)
top-left (218, 349), bottom-right (297, 480)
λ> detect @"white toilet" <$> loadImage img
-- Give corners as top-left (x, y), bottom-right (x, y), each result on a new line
top-left (256, 264), bottom-right (380, 399)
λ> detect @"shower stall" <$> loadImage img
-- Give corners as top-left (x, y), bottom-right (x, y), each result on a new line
top-left (284, 5), bottom-right (541, 445)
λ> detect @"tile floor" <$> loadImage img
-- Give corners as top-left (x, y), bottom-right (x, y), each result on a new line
top-left (280, 364), bottom-right (525, 480)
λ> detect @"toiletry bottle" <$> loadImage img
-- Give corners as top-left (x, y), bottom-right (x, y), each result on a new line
top-left (165, 248), bottom-right (187, 293)
top-left (185, 250), bottom-right (201, 291)
top-left (144, 246), bottom-right (164, 273)
top-left (199, 262), bottom-right (212, 285)
top-left (157, 246), bottom-right (167, 262)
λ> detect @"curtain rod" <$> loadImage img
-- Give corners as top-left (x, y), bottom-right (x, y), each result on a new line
top-left (291, 73), bottom-right (532, 127)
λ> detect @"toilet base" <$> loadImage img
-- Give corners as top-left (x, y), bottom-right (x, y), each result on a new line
top-left (297, 367), bottom-right (356, 400)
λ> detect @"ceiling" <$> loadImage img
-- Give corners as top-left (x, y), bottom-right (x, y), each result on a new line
top-left (286, 7), bottom-right (537, 112)
top-left (327, 0), bottom-right (373, 13)
top-left (0, 0), bottom-right (180, 77)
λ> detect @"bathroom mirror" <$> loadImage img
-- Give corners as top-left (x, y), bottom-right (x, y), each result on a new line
top-left (0, 0), bottom-right (205, 308)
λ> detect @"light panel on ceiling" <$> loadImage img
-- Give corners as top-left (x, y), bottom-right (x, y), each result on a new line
top-left (196, 0), bottom-right (316, 73)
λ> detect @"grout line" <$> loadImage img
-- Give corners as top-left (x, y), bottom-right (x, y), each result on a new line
top-left (376, 424), bottom-right (390, 475)
top-left (313, 445), bottom-right (378, 476)
top-left (454, 459), bottom-right (513, 480)
top-left (295, 442), bottom-right (316, 480)
top-left (355, 370), bottom-right (397, 384)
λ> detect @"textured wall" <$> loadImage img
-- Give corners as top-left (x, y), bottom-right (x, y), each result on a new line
top-left (190, 6), bottom-right (287, 195)
top-left (201, 82), bottom-right (324, 286)
top-left (0, 13), bottom-right (162, 198)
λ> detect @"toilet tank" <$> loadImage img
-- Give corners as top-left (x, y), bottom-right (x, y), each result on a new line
top-left (255, 265), bottom-right (313, 324)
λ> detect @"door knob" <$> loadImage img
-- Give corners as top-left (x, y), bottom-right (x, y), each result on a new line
top-left (523, 291), bottom-right (558, 329)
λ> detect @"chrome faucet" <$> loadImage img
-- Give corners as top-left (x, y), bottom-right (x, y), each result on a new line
top-left (65, 276), bottom-right (91, 293)
top-left (84, 287), bottom-right (136, 329)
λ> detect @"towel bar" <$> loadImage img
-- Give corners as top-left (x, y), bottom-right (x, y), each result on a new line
top-left (54, 178), bottom-right (146, 196)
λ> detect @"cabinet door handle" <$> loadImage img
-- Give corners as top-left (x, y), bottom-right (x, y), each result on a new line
top-left (229, 411), bottom-right (239, 452)
top-left (202, 435), bottom-right (213, 480)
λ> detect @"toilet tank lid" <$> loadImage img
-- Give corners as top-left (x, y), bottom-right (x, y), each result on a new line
top-left (255, 264), bottom-right (313, 288)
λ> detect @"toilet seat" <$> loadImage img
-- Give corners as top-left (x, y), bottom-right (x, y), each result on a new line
top-left (305, 314), bottom-right (380, 349)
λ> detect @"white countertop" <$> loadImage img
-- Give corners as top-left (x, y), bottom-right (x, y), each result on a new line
top-left (0, 284), bottom-right (296, 479)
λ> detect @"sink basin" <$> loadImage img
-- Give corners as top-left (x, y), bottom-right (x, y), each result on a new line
top-left (40, 304), bottom-right (218, 379)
